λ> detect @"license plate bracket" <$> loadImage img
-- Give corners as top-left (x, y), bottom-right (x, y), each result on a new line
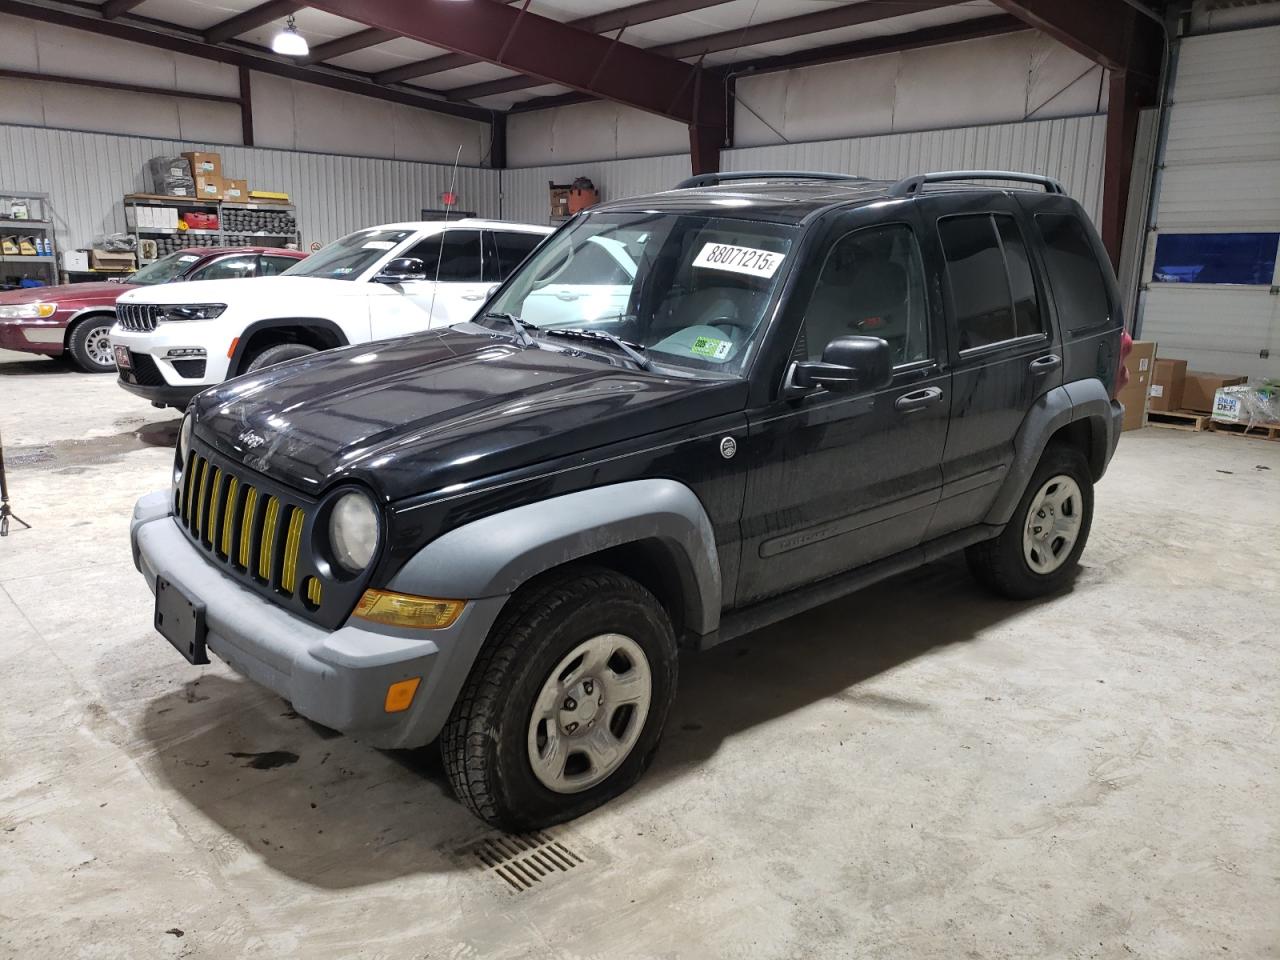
top-left (114, 345), bottom-right (131, 369)
top-left (155, 574), bottom-right (209, 665)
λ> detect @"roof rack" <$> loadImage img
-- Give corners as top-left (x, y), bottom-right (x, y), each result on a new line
top-left (888, 170), bottom-right (1066, 198)
top-left (675, 170), bottom-right (868, 190)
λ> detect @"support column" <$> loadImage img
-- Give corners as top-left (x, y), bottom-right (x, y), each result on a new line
top-left (238, 67), bottom-right (254, 147)
top-left (1101, 70), bottom-right (1143, 269)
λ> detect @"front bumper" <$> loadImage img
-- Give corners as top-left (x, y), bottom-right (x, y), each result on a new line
top-left (117, 377), bottom-right (201, 409)
top-left (130, 491), bottom-right (508, 749)
top-left (0, 319), bottom-right (64, 356)
top-left (110, 322), bottom-right (229, 407)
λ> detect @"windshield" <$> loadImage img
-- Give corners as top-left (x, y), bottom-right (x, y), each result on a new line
top-left (129, 251), bottom-right (204, 286)
top-left (281, 228), bottom-right (414, 280)
top-left (487, 211), bottom-right (797, 376)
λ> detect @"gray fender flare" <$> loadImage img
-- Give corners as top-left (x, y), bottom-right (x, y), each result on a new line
top-left (389, 478), bottom-right (723, 635)
top-left (983, 379), bottom-right (1119, 526)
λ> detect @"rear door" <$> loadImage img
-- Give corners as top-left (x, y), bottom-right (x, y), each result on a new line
top-left (920, 196), bottom-right (1064, 539)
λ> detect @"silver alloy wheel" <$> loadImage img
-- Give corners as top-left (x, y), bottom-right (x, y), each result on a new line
top-left (85, 325), bottom-right (114, 368)
top-left (527, 633), bottom-right (652, 794)
top-left (1022, 474), bottom-right (1084, 575)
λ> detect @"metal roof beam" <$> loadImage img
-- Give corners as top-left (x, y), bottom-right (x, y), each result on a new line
top-left (101, 0), bottom-right (145, 18)
top-left (302, 0), bottom-right (719, 125)
top-left (989, 0), bottom-right (1163, 78)
top-left (303, 27), bottom-right (398, 64)
top-left (204, 0), bottom-right (306, 45)
top-left (449, 0), bottom-right (965, 102)
top-left (372, 0), bottom-right (735, 85)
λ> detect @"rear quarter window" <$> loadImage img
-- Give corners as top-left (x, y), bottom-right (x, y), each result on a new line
top-left (1035, 214), bottom-right (1112, 334)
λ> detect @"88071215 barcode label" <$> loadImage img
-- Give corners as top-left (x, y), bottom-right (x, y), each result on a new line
top-left (692, 243), bottom-right (786, 279)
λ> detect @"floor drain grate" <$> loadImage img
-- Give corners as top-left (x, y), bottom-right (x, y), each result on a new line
top-left (470, 830), bottom-right (586, 892)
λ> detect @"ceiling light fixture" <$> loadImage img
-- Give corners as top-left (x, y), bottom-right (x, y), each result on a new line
top-left (272, 15), bottom-right (309, 57)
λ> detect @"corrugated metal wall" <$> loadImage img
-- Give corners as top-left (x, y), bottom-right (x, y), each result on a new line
top-left (499, 155), bottom-right (693, 226)
top-left (1138, 24), bottom-right (1280, 381)
top-left (724, 114), bottom-right (1108, 225)
top-left (0, 123), bottom-right (501, 255)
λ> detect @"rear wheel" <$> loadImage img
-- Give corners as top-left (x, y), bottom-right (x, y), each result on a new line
top-left (244, 342), bottom-right (317, 373)
top-left (441, 566), bottom-right (677, 831)
top-left (66, 316), bottom-right (116, 373)
top-left (966, 444), bottom-right (1094, 600)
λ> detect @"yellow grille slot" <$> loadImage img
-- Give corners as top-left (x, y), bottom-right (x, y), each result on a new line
top-left (239, 486), bottom-right (258, 569)
top-left (259, 496), bottom-right (281, 582)
top-left (305, 577), bottom-right (323, 608)
top-left (281, 507), bottom-right (305, 595)
top-left (184, 456), bottom-right (202, 526)
top-left (219, 476), bottom-right (239, 558)
top-left (206, 467), bottom-right (223, 543)
top-left (193, 460), bottom-right (210, 534)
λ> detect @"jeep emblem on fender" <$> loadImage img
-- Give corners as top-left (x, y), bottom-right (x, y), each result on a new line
top-left (719, 436), bottom-right (737, 460)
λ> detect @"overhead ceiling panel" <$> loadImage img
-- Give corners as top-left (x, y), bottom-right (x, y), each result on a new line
top-left (615, 0), bottom-right (856, 48)
top-left (322, 36), bottom-right (450, 72)
top-left (412, 62), bottom-right (529, 91)
top-left (235, 8), bottom-right (367, 47)
top-left (472, 83), bottom-right (575, 111)
top-left (128, 0), bottom-right (265, 31)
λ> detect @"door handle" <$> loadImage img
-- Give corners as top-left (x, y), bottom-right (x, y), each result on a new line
top-left (1030, 354), bottom-right (1062, 375)
top-left (461, 294), bottom-right (485, 301)
top-left (894, 386), bottom-right (944, 412)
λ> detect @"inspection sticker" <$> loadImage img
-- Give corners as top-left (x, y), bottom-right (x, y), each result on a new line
top-left (690, 335), bottom-right (733, 360)
top-left (692, 243), bottom-right (785, 278)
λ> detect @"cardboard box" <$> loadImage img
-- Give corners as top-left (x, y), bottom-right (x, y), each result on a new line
top-left (181, 151), bottom-right (221, 178)
top-left (62, 249), bottom-right (90, 272)
top-left (1117, 339), bottom-right (1156, 431)
top-left (194, 175), bottom-right (223, 200)
top-left (222, 178), bottom-right (249, 202)
top-left (90, 250), bottom-right (137, 271)
top-left (549, 182), bottom-right (572, 219)
top-left (1182, 372), bottom-right (1248, 413)
top-left (1148, 357), bottom-right (1187, 413)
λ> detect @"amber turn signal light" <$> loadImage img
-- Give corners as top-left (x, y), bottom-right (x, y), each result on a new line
top-left (384, 677), bottom-right (421, 713)
top-left (353, 589), bottom-right (465, 629)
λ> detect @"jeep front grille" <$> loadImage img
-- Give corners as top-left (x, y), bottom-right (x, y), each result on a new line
top-left (177, 449), bottom-right (323, 611)
top-left (116, 303), bottom-right (165, 332)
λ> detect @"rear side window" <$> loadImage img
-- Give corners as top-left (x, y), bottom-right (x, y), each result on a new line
top-left (1035, 214), bottom-right (1112, 333)
top-left (490, 231), bottom-right (545, 281)
top-left (405, 230), bottom-right (483, 282)
top-left (938, 213), bottom-right (1043, 351)
top-left (258, 255), bottom-right (298, 277)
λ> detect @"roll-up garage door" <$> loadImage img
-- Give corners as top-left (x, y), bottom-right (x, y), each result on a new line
top-left (1137, 23), bottom-right (1280, 381)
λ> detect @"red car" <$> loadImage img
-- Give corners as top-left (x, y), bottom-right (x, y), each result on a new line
top-left (0, 246), bottom-right (306, 372)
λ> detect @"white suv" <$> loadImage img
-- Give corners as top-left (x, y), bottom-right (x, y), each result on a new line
top-left (110, 219), bottom-right (552, 408)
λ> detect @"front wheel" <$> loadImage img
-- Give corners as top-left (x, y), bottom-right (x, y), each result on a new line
top-left (67, 317), bottom-right (116, 373)
top-left (966, 444), bottom-right (1094, 600)
top-left (441, 566), bottom-right (678, 831)
top-left (244, 342), bottom-right (318, 373)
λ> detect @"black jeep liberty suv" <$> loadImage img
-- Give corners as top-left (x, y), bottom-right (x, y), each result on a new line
top-left (131, 170), bottom-right (1129, 830)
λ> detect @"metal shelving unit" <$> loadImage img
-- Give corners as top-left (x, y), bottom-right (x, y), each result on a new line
top-left (123, 193), bottom-right (300, 261)
top-left (0, 191), bottom-right (59, 288)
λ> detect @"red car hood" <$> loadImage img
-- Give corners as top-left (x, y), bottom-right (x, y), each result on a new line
top-left (0, 282), bottom-right (137, 306)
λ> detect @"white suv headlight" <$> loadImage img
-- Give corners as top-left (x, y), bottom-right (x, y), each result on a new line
top-left (329, 491), bottom-right (379, 573)
top-left (0, 303), bottom-right (56, 319)
top-left (161, 304), bottom-right (226, 321)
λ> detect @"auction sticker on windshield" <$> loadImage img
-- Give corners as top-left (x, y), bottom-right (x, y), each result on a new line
top-left (690, 335), bottom-right (733, 360)
top-left (693, 243), bottom-right (785, 278)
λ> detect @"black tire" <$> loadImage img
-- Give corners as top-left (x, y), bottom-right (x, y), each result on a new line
top-left (441, 565), bottom-right (678, 831)
top-left (66, 316), bottom-right (116, 373)
top-left (244, 342), bottom-right (318, 373)
top-left (966, 444), bottom-right (1094, 600)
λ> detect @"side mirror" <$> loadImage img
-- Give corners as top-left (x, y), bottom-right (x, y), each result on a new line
top-left (372, 257), bottom-right (426, 284)
top-left (787, 335), bottom-right (893, 396)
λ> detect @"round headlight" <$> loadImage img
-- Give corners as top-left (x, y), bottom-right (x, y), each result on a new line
top-left (329, 491), bottom-right (379, 573)
top-left (177, 414), bottom-right (193, 463)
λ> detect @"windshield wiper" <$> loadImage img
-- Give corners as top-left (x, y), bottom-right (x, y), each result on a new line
top-left (544, 327), bottom-right (652, 371)
top-left (482, 311), bottom-right (538, 349)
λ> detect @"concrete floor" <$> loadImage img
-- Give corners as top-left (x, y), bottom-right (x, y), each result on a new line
top-left (1, 346), bottom-right (1277, 960)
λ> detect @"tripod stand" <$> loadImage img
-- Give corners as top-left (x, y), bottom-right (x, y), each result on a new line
top-left (0, 426), bottom-right (31, 537)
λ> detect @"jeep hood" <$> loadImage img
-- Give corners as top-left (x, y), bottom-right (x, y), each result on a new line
top-left (120, 275), bottom-right (366, 304)
top-left (192, 326), bottom-right (746, 502)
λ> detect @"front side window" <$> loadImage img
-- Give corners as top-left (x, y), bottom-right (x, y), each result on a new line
top-left (938, 213), bottom-right (1043, 351)
top-left (190, 255), bottom-right (257, 282)
top-left (1151, 232), bottom-right (1279, 285)
top-left (487, 211), bottom-right (798, 376)
top-left (490, 231), bottom-right (546, 281)
top-left (802, 223), bottom-right (930, 367)
top-left (1035, 213), bottom-right (1112, 333)
top-left (280, 229), bottom-right (414, 281)
top-left (405, 230), bottom-right (483, 282)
